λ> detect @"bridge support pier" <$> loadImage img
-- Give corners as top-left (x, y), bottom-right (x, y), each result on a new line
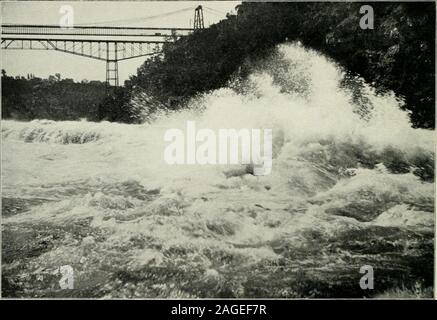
top-left (106, 60), bottom-right (119, 87)
top-left (105, 42), bottom-right (119, 88)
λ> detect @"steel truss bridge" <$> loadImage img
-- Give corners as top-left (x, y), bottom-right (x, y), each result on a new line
top-left (0, 6), bottom-right (209, 87)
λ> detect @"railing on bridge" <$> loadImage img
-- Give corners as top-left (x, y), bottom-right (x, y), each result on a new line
top-left (1, 24), bottom-right (193, 38)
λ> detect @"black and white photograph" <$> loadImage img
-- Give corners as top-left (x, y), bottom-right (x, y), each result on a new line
top-left (0, 0), bottom-right (435, 301)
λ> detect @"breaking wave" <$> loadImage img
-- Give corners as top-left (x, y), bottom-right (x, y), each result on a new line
top-left (2, 119), bottom-right (111, 144)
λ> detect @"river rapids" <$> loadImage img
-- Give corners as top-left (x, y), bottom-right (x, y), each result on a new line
top-left (1, 44), bottom-right (434, 298)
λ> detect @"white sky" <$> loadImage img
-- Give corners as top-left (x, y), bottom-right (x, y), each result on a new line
top-left (1, 1), bottom-right (241, 82)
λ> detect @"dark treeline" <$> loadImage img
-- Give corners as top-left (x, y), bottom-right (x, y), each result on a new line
top-left (1, 71), bottom-right (106, 121)
top-left (115, 1), bottom-right (433, 128)
top-left (2, 2), bottom-right (435, 128)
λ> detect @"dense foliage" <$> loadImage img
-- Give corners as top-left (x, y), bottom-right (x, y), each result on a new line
top-left (1, 72), bottom-right (106, 121)
top-left (121, 2), bottom-right (434, 128)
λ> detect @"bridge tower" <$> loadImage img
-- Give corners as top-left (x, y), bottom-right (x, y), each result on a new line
top-left (193, 5), bottom-right (205, 31)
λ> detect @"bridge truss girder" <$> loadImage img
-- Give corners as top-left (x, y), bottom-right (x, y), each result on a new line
top-left (1, 38), bottom-right (166, 87)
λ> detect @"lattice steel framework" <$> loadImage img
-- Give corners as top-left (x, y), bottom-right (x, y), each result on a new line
top-left (1, 24), bottom-right (194, 87)
top-left (193, 5), bottom-right (205, 31)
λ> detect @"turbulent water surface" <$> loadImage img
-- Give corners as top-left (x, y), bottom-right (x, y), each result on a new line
top-left (2, 44), bottom-right (434, 298)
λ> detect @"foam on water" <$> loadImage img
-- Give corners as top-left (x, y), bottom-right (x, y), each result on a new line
top-left (2, 43), bottom-right (434, 297)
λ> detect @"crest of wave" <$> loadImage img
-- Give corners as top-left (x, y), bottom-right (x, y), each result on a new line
top-left (191, 43), bottom-right (432, 153)
top-left (2, 119), bottom-right (105, 144)
top-left (163, 42), bottom-right (434, 185)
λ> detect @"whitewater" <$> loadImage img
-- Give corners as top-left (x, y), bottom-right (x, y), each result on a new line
top-left (2, 43), bottom-right (434, 298)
